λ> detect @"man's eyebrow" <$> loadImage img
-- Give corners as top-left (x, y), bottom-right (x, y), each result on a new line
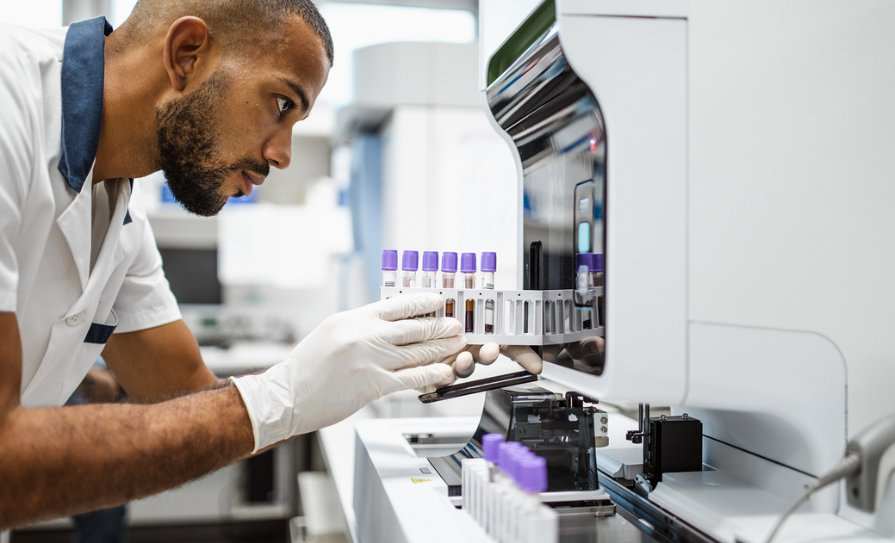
top-left (279, 77), bottom-right (310, 113)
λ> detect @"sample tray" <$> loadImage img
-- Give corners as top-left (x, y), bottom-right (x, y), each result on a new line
top-left (379, 287), bottom-right (604, 345)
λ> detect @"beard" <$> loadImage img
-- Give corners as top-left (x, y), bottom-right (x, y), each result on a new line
top-left (155, 71), bottom-right (269, 217)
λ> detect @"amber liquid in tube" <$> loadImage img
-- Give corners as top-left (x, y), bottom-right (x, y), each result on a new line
top-left (445, 298), bottom-right (455, 318)
top-left (465, 299), bottom-right (475, 333)
top-left (463, 272), bottom-right (475, 333)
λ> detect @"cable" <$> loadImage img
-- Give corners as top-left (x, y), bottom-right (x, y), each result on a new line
top-left (764, 453), bottom-right (862, 543)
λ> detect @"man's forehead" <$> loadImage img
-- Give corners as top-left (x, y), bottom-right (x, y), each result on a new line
top-left (251, 16), bottom-right (329, 95)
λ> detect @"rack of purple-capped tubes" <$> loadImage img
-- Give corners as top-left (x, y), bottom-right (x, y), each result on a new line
top-left (379, 250), bottom-right (604, 346)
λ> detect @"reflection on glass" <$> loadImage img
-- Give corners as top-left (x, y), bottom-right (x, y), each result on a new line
top-left (486, 23), bottom-right (606, 375)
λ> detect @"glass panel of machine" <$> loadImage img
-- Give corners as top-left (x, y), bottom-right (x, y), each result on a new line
top-left (486, 23), bottom-right (606, 375)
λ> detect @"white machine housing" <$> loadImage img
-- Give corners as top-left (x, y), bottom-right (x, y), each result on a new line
top-left (483, 0), bottom-right (895, 532)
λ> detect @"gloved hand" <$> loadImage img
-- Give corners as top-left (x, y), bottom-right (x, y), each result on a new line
top-left (231, 294), bottom-right (465, 452)
top-left (440, 343), bottom-right (544, 385)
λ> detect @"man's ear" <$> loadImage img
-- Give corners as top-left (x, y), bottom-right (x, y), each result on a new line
top-left (162, 16), bottom-right (215, 92)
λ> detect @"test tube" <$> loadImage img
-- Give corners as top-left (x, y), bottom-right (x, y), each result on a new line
top-left (442, 252), bottom-right (457, 318)
top-left (481, 252), bottom-right (496, 334)
top-left (442, 252), bottom-right (457, 288)
top-left (576, 253), bottom-right (592, 292)
top-left (481, 252), bottom-right (496, 290)
top-left (402, 250), bottom-right (418, 287)
top-left (576, 253), bottom-right (594, 328)
top-left (381, 250), bottom-right (398, 287)
top-left (461, 253), bottom-right (476, 333)
top-left (461, 252), bottom-right (477, 289)
top-left (421, 251), bottom-right (439, 288)
top-left (593, 253), bottom-right (604, 326)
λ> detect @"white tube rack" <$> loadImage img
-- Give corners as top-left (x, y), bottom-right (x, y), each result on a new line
top-left (379, 287), bottom-right (604, 345)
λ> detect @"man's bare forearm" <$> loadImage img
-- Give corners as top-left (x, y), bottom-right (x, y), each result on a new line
top-left (0, 384), bottom-right (254, 529)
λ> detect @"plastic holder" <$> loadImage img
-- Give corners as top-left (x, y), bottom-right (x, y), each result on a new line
top-left (379, 287), bottom-right (604, 346)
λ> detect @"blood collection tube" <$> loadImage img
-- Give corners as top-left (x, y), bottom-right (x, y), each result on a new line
top-left (441, 252), bottom-right (457, 288)
top-left (576, 253), bottom-right (592, 292)
top-left (461, 253), bottom-right (476, 333)
top-left (481, 252), bottom-right (496, 290)
top-left (481, 252), bottom-right (496, 334)
top-left (402, 250), bottom-right (418, 287)
top-left (381, 250), bottom-right (398, 287)
top-left (421, 251), bottom-right (439, 288)
top-left (576, 253), bottom-right (594, 328)
top-left (516, 455), bottom-right (554, 543)
top-left (442, 252), bottom-right (458, 318)
top-left (594, 253), bottom-right (604, 326)
top-left (461, 252), bottom-right (477, 288)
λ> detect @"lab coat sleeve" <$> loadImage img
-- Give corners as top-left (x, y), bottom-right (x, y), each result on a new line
top-left (0, 55), bottom-right (35, 312)
top-left (112, 207), bottom-right (182, 334)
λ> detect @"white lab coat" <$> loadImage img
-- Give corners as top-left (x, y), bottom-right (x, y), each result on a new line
top-left (0, 23), bottom-right (181, 408)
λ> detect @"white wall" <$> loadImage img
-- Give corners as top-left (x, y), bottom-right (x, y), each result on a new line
top-left (381, 105), bottom-right (519, 290)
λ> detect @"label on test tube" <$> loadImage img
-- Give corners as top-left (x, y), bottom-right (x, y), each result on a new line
top-left (481, 252), bottom-right (496, 290)
top-left (382, 250), bottom-right (398, 287)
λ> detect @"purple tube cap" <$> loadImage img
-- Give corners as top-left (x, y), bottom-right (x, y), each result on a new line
top-left (518, 455), bottom-right (548, 493)
top-left (498, 441), bottom-right (525, 474)
top-left (576, 253), bottom-right (604, 273)
top-left (382, 250), bottom-right (398, 271)
top-left (402, 250), bottom-right (419, 271)
top-left (482, 434), bottom-right (504, 463)
top-left (481, 252), bottom-right (497, 273)
top-left (442, 252), bottom-right (458, 273)
top-left (460, 252), bottom-right (477, 274)
top-left (508, 447), bottom-right (533, 483)
top-left (422, 251), bottom-right (439, 272)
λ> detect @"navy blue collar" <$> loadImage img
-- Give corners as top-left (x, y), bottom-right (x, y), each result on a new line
top-left (58, 17), bottom-right (113, 193)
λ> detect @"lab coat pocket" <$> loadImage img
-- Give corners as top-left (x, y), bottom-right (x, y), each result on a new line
top-left (84, 308), bottom-right (119, 344)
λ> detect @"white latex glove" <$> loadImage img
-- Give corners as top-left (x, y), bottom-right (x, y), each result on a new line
top-left (450, 343), bottom-right (501, 379)
top-left (448, 343), bottom-right (547, 380)
top-left (231, 294), bottom-right (465, 452)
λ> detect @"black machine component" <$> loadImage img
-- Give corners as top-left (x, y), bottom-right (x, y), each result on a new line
top-left (428, 385), bottom-right (601, 496)
top-left (643, 414), bottom-right (703, 487)
top-left (505, 389), bottom-right (600, 492)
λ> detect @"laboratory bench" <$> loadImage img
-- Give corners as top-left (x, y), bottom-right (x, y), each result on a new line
top-left (316, 395), bottom-right (657, 543)
top-left (311, 356), bottom-right (678, 543)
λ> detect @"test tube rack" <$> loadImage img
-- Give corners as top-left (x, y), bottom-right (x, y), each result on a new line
top-left (379, 287), bottom-right (604, 346)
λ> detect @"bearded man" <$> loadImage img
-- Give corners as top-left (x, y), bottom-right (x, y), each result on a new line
top-left (0, 0), bottom-right (489, 530)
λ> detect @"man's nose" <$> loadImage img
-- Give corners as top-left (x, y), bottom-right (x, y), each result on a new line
top-left (263, 126), bottom-right (292, 169)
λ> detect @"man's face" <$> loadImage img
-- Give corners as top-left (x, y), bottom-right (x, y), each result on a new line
top-left (156, 16), bottom-right (330, 216)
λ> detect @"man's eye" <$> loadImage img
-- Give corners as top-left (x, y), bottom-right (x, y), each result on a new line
top-left (276, 97), bottom-right (294, 115)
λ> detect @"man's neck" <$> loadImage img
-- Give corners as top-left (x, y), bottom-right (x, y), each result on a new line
top-left (92, 33), bottom-right (164, 183)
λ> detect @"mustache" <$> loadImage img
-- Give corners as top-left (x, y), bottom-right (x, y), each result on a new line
top-left (229, 158), bottom-right (270, 178)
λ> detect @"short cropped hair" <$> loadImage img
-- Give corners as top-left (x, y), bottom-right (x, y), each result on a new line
top-left (120, 0), bottom-right (333, 65)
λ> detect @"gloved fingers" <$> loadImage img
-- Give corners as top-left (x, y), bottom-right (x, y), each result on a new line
top-left (473, 343), bottom-right (500, 365)
top-left (384, 317), bottom-right (462, 346)
top-left (452, 351), bottom-right (475, 378)
top-left (500, 344), bottom-right (544, 374)
top-left (370, 293), bottom-right (444, 322)
top-left (441, 342), bottom-right (500, 379)
top-left (388, 363), bottom-right (454, 394)
top-left (385, 335), bottom-right (468, 370)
